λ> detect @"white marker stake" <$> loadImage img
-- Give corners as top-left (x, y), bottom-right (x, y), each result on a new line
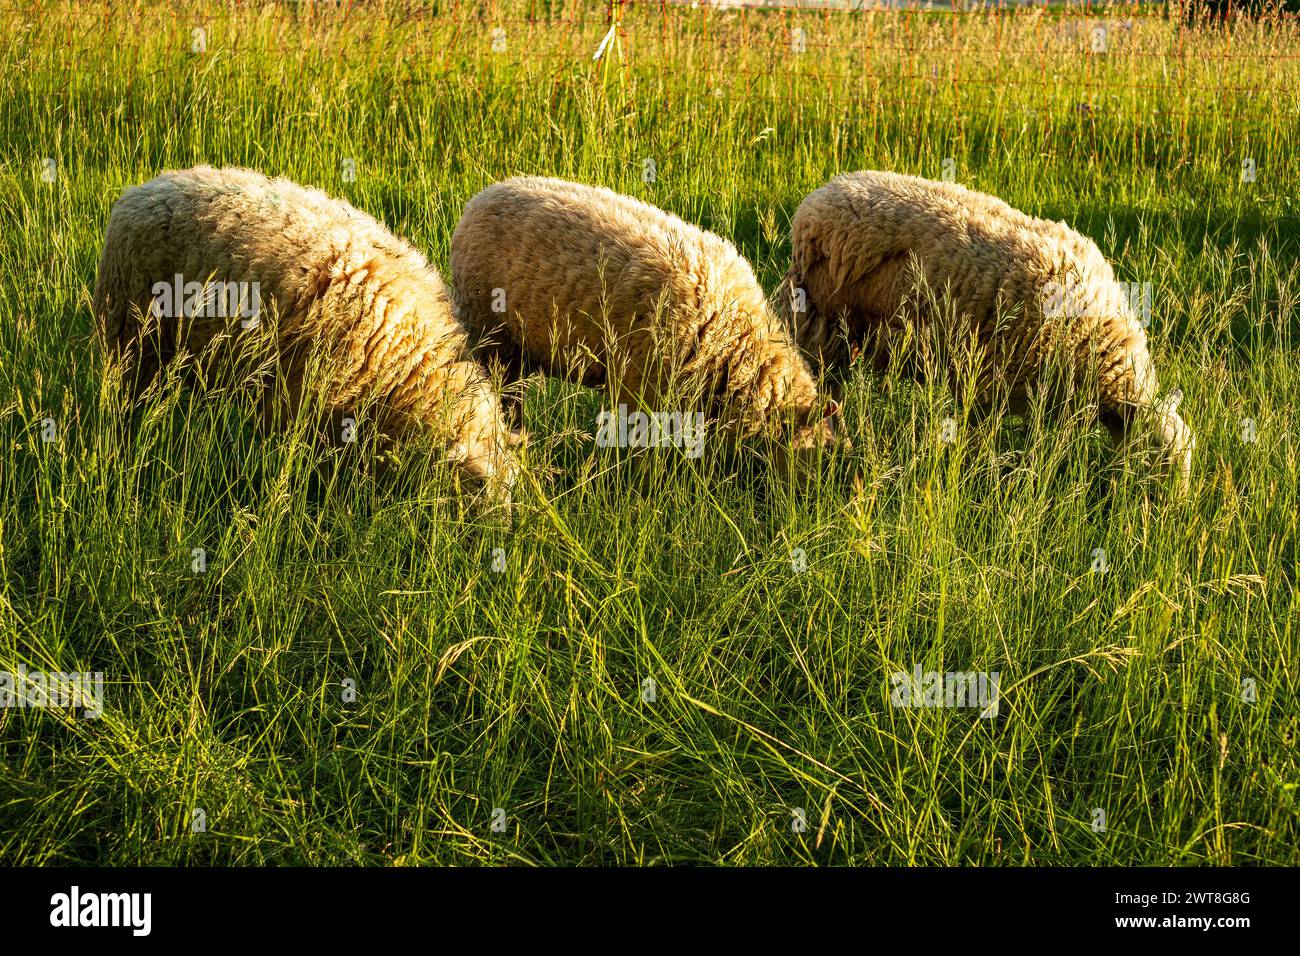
top-left (593, 25), bottom-right (617, 62)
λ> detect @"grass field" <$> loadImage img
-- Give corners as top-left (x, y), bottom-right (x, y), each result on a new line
top-left (1, 0), bottom-right (1297, 865)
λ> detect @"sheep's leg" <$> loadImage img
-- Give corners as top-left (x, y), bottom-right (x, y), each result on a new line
top-left (257, 344), bottom-right (310, 436)
top-left (100, 291), bottom-right (173, 402)
top-left (1100, 409), bottom-right (1127, 450)
top-left (108, 340), bottom-right (152, 403)
top-left (1100, 397), bottom-right (1193, 488)
top-left (465, 322), bottom-right (530, 427)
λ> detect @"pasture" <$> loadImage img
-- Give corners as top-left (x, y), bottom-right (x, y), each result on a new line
top-left (0, 0), bottom-right (1296, 864)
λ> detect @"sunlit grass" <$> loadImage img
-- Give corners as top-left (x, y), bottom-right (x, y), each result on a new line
top-left (0, 0), bottom-right (1296, 865)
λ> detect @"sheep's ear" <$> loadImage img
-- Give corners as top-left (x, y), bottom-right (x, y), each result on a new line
top-left (1158, 388), bottom-right (1184, 415)
top-left (507, 428), bottom-right (527, 448)
top-left (822, 399), bottom-right (842, 420)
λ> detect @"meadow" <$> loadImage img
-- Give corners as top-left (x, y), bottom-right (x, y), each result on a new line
top-left (0, 0), bottom-right (1296, 865)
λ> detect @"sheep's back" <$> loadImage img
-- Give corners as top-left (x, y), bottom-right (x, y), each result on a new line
top-left (100, 167), bottom-right (391, 334)
top-left (452, 177), bottom-right (753, 350)
top-left (794, 172), bottom-right (1066, 324)
top-left (95, 166), bottom-right (464, 415)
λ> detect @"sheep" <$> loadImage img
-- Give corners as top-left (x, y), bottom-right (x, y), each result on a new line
top-left (777, 170), bottom-right (1193, 484)
top-left (449, 176), bottom-right (840, 465)
top-left (92, 165), bottom-right (520, 506)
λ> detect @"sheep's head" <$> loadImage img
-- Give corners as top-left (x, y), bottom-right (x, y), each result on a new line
top-left (791, 399), bottom-right (842, 450)
top-left (1152, 388), bottom-right (1194, 490)
top-left (771, 397), bottom-right (847, 478)
top-left (449, 411), bottom-right (525, 513)
top-left (1109, 389), bottom-right (1193, 492)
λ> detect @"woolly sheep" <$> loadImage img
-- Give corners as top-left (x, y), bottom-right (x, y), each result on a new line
top-left (449, 176), bottom-right (839, 462)
top-left (93, 165), bottom-right (520, 506)
top-left (778, 170), bottom-right (1193, 484)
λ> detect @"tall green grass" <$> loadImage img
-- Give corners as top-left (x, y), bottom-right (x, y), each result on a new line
top-left (0, 1), bottom-right (1296, 864)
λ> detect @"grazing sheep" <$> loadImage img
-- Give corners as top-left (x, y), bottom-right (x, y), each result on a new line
top-left (778, 170), bottom-right (1193, 483)
top-left (450, 176), bottom-right (839, 461)
top-left (93, 165), bottom-right (520, 506)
